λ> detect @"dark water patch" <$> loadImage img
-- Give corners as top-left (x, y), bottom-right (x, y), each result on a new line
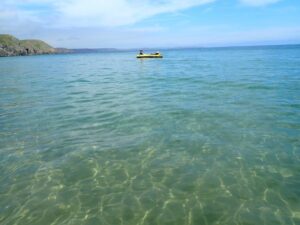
top-left (69, 78), bottom-right (91, 83)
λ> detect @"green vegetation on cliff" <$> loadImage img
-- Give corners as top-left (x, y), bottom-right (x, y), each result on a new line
top-left (0, 34), bottom-right (56, 56)
top-left (0, 34), bottom-right (121, 57)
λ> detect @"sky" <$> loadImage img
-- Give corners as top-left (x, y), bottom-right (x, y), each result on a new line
top-left (0, 0), bottom-right (300, 48)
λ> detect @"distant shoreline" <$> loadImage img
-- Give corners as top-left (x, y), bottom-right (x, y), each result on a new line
top-left (1, 34), bottom-right (299, 57)
top-left (59, 43), bottom-right (300, 54)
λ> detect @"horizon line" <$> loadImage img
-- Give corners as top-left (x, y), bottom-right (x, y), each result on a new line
top-left (63, 43), bottom-right (300, 51)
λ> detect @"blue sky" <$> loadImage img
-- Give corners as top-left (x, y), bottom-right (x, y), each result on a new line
top-left (0, 0), bottom-right (300, 48)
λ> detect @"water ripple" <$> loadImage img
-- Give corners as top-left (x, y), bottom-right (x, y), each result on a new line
top-left (0, 47), bottom-right (300, 225)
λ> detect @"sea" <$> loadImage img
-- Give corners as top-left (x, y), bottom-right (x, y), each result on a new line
top-left (0, 45), bottom-right (300, 225)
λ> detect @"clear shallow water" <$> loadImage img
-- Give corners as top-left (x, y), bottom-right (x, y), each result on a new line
top-left (0, 46), bottom-right (300, 225)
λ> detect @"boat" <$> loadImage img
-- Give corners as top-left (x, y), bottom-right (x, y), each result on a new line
top-left (136, 52), bottom-right (163, 58)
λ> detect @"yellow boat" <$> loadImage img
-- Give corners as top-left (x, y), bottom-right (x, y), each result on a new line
top-left (136, 53), bottom-right (163, 59)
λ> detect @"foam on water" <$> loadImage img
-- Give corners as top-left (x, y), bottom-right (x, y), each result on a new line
top-left (0, 46), bottom-right (300, 225)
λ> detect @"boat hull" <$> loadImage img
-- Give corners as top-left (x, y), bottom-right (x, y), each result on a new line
top-left (136, 54), bottom-right (163, 58)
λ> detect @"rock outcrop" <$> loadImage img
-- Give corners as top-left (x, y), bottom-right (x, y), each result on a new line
top-left (0, 34), bottom-right (57, 57)
top-left (0, 34), bottom-right (123, 57)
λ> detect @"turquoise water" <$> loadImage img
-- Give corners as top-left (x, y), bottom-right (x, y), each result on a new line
top-left (0, 46), bottom-right (300, 225)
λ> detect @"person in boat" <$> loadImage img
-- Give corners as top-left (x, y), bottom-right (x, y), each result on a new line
top-left (150, 51), bottom-right (160, 55)
top-left (139, 50), bottom-right (144, 55)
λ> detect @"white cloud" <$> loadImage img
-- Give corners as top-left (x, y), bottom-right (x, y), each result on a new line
top-left (0, 0), bottom-right (215, 28)
top-left (57, 0), bottom-right (215, 27)
top-left (0, 0), bottom-right (283, 30)
top-left (240, 0), bottom-right (281, 6)
top-left (1, 0), bottom-right (296, 48)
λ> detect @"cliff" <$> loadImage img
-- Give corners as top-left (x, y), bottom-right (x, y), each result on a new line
top-left (0, 34), bottom-right (123, 57)
top-left (0, 34), bottom-right (57, 57)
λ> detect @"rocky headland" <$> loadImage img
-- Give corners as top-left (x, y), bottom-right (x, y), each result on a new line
top-left (0, 34), bottom-right (72, 57)
top-left (0, 34), bottom-right (123, 57)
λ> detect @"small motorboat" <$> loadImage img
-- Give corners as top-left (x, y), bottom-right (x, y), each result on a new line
top-left (136, 50), bottom-right (163, 58)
